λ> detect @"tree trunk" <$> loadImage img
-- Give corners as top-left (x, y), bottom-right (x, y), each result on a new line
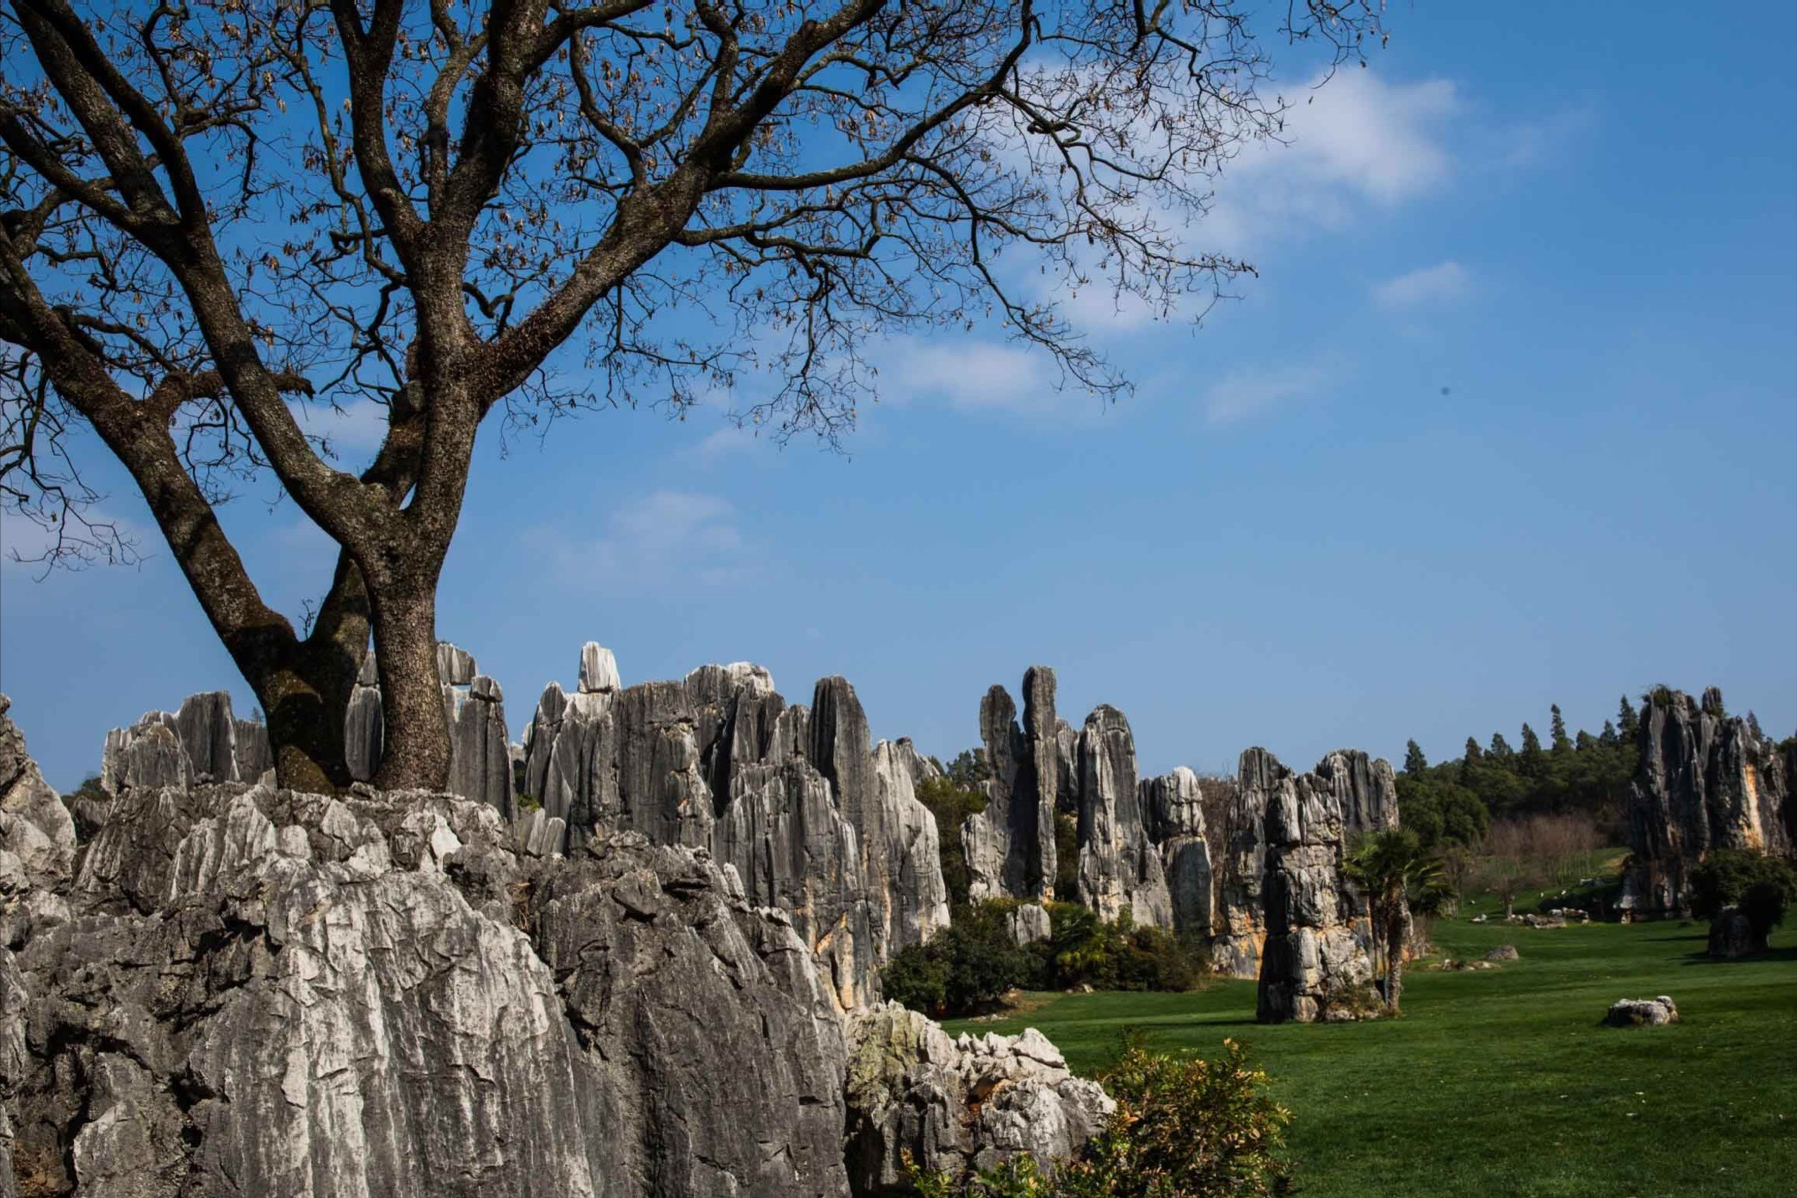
top-left (1385, 919), bottom-right (1406, 1015)
top-left (369, 583), bottom-right (451, 791)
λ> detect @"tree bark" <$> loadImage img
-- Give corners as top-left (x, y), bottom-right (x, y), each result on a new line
top-left (368, 581), bottom-right (451, 790)
top-left (1385, 918), bottom-right (1406, 1015)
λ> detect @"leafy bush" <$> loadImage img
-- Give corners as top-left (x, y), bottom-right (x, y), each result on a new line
top-left (1040, 903), bottom-right (1207, 994)
top-left (917, 773), bottom-right (990, 908)
top-left (1689, 849), bottom-right (1797, 939)
top-left (883, 901), bottom-right (1037, 1017)
top-left (881, 901), bottom-right (1205, 1018)
top-left (908, 1041), bottom-right (1293, 1198)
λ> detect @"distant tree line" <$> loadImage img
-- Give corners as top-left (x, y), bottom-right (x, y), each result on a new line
top-left (1398, 693), bottom-right (1668, 850)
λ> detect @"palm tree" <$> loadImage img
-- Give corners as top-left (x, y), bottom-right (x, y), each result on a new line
top-left (1344, 830), bottom-right (1454, 1015)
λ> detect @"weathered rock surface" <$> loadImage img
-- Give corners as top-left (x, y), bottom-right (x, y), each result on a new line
top-left (1074, 705), bottom-right (1172, 928)
top-left (1139, 766), bottom-right (1213, 938)
top-left (1007, 901), bottom-right (1053, 945)
top-left (100, 691), bottom-right (269, 795)
top-left (1604, 996), bottom-right (1679, 1027)
top-left (1624, 688), bottom-right (1793, 915)
top-left (1240, 748), bottom-right (1392, 1022)
top-left (843, 1002), bottom-right (1113, 1197)
top-left (1215, 748), bottom-right (1396, 985)
top-left (964, 669), bottom-right (1059, 902)
top-left (522, 651), bottom-right (948, 1010)
top-left (1, 695), bottom-right (76, 893)
top-left (3, 765), bottom-right (854, 1197)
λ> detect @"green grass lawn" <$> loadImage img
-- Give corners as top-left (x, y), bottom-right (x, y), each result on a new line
top-left (944, 910), bottom-right (1797, 1198)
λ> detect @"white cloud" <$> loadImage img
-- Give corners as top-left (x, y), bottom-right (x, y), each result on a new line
top-left (1204, 365), bottom-right (1329, 426)
top-left (682, 423), bottom-right (767, 464)
top-left (1202, 71), bottom-right (1461, 254)
top-left (288, 398), bottom-right (391, 462)
top-left (1373, 260), bottom-right (1471, 309)
top-left (528, 489), bottom-right (752, 593)
top-left (885, 338), bottom-right (1051, 412)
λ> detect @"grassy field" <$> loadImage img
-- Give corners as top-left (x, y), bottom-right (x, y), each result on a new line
top-left (944, 905), bottom-right (1797, 1197)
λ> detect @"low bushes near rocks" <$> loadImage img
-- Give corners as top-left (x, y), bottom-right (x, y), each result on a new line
top-left (906, 1041), bottom-right (1292, 1198)
top-left (1688, 849), bottom-right (1796, 957)
top-left (881, 901), bottom-right (1207, 1019)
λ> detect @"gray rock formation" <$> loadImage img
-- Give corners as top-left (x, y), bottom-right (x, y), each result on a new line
top-left (1624, 687), bottom-right (1793, 915)
top-left (1, 695), bottom-right (76, 894)
top-left (1007, 902), bottom-right (1053, 945)
top-left (1140, 767), bottom-right (1214, 938)
top-left (100, 691), bottom-right (270, 795)
top-left (4, 768), bottom-right (854, 1197)
top-left (1215, 747), bottom-right (1396, 983)
top-left (578, 641), bottom-right (620, 693)
top-left (843, 1002), bottom-right (1113, 1197)
top-left (1074, 705), bottom-right (1172, 928)
top-left (521, 651), bottom-right (948, 1010)
top-left (1604, 996), bottom-right (1679, 1027)
top-left (1237, 748), bottom-right (1390, 1022)
top-left (964, 668), bottom-right (1059, 903)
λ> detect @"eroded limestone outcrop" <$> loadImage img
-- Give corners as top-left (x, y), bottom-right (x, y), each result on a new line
top-left (843, 1002), bottom-right (1113, 1197)
top-left (1624, 687), bottom-right (1793, 915)
top-left (4, 773), bottom-right (854, 1198)
top-left (1074, 705), bottom-right (1172, 928)
top-left (100, 690), bottom-right (270, 795)
top-left (1, 695), bottom-right (76, 894)
top-left (1140, 766), bottom-right (1214, 938)
top-left (1213, 748), bottom-right (1396, 988)
top-left (964, 668), bottom-right (1060, 903)
top-left (521, 649), bottom-right (948, 1010)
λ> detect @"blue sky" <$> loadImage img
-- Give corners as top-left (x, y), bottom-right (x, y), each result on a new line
top-left (4, 2), bottom-right (1795, 791)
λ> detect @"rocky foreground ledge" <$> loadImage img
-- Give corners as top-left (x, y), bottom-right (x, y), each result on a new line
top-left (0, 696), bottom-right (1104, 1198)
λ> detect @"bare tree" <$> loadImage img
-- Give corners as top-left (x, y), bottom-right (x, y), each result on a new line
top-left (1, 0), bottom-right (1383, 790)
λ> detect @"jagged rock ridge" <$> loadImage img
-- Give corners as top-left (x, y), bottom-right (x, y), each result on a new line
top-left (1623, 687), bottom-right (1793, 915)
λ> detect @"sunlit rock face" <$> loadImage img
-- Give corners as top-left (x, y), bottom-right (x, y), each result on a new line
top-left (1624, 687), bottom-right (1793, 915)
top-left (963, 667), bottom-right (1060, 903)
top-left (521, 649), bottom-right (948, 1011)
top-left (1074, 704), bottom-right (1172, 928)
top-left (1213, 747), bottom-right (1396, 989)
top-left (2, 738), bottom-right (854, 1198)
top-left (101, 690), bottom-right (270, 795)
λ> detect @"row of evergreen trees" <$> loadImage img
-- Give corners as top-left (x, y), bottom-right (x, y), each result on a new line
top-left (1399, 694), bottom-right (1654, 849)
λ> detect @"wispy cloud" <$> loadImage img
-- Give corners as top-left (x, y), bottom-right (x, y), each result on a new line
top-left (1373, 260), bottom-right (1471, 309)
top-left (527, 489), bottom-right (754, 592)
top-left (1201, 71), bottom-right (1461, 254)
top-left (680, 423), bottom-right (769, 464)
top-left (1204, 364), bottom-right (1330, 426)
top-left (883, 338), bottom-right (1055, 414)
top-left (288, 398), bottom-right (390, 463)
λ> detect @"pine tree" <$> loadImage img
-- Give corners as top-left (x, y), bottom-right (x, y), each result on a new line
top-left (1550, 705), bottom-right (1572, 754)
top-left (1459, 737), bottom-right (1483, 784)
top-left (1490, 732), bottom-right (1514, 760)
top-left (1748, 711), bottom-right (1765, 742)
top-left (1519, 723), bottom-right (1545, 779)
top-left (1600, 719), bottom-right (1618, 748)
top-left (1618, 695), bottom-right (1640, 742)
top-left (1404, 740), bottom-right (1429, 776)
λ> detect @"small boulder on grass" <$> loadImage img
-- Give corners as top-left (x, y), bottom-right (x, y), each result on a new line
top-left (1486, 945), bottom-right (1519, 962)
top-left (1604, 996), bottom-right (1678, 1028)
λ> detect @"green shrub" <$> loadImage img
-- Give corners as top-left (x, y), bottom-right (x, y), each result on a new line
top-left (908, 1041), bottom-right (1292, 1198)
top-left (882, 901), bottom-right (1038, 1017)
top-left (1038, 903), bottom-right (1206, 994)
top-left (917, 773), bottom-right (989, 908)
top-left (1689, 849), bottom-right (1797, 939)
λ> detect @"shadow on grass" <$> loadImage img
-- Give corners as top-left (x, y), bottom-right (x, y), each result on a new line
top-left (1678, 944), bottom-right (1797, 965)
